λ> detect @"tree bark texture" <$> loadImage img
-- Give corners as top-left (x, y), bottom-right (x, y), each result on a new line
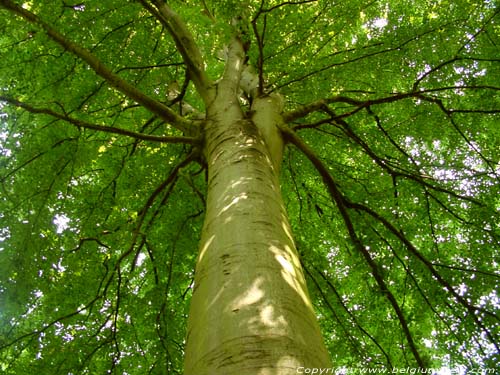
top-left (184, 84), bottom-right (331, 373)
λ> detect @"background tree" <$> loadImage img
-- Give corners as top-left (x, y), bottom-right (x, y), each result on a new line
top-left (0, 0), bottom-right (499, 374)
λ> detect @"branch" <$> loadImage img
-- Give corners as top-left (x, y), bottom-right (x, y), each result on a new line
top-left (218, 35), bottom-right (248, 104)
top-left (251, 9), bottom-right (266, 95)
top-left (412, 57), bottom-right (460, 91)
top-left (418, 94), bottom-right (499, 176)
top-left (302, 263), bottom-right (366, 362)
top-left (137, 0), bottom-right (214, 104)
top-left (347, 200), bottom-right (500, 349)
top-left (283, 93), bottom-right (418, 122)
top-left (283, 86), bottom-right (499, 122)
top-left (283, 97), bottom-right (358, 122)
top-left (370, 225), bottom-right (466, 347)
top-left (329, 110), bottom-right (485, 206)
top-left (0, 96), bottom-right (199, 145)
top-left (272, 24), bottom-right (450, 91)
top-left (283, 121), bottom-right (499, 351)
top-left (307, 262), bottom-right (393, 367)
top-left (0, 293), bottom-right (102, 351)
top-left (0, 0), bottom-right (193, 134)
top-left (200, 0), bottom-right (215, 21)
top-left (117, 150), bottom-right (197, 271)
top-left (279, 123), bottom-right (426, 367)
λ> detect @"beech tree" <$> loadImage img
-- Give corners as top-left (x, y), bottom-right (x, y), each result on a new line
top-left (0, 1), bottom-right (499, 374)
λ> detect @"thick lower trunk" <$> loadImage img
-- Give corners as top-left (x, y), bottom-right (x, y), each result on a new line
top-left (183, 99), bottom-right (331, 374)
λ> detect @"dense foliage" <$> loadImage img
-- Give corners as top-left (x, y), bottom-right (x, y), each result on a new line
top-left (0, 0), bottom-right (499, 373)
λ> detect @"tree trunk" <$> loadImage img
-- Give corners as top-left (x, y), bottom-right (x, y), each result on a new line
top-left (184, 83), bottom-right (331, 373)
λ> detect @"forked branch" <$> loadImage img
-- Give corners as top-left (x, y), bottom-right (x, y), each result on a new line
top-left (279, 123), bottom-right (426, 367)
top-left (283, 87), bottom-right (499, 123)
top-left (113, 150), bottom-right (197, 278)
top-left (281, 124), bottom-right (499, 355)
top-left (0, 96), bottom-right (199, 145)
top-left (137, 0), bottom-right (214, 104)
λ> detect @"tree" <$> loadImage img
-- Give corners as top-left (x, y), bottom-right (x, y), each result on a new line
top-left (0, 0), bottom-right (498, 373)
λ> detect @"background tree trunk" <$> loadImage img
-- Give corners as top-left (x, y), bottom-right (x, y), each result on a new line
top-left (184, 93), bottom-right (331, 374)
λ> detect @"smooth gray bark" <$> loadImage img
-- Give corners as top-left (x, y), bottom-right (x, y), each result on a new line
top-left (184, 37), bottom-right (331, 374)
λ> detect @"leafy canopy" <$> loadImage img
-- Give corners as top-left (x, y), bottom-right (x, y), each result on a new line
top-left (0, 0), bottom-right (499, 374)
